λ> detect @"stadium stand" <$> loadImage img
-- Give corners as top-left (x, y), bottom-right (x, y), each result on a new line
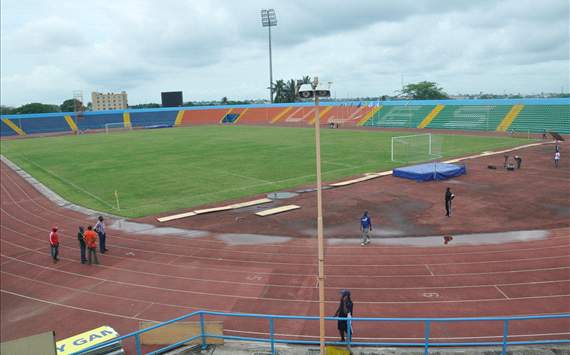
top-left (180, 108), bottom-right (228, 125)
top-left (130, 110), bottom-right (178, 128)
top-left (1, 99), bottom-right (568, 137)
top-left (12, 115), bottom-right (72, 135)
top-left (76, 112), bottom-right (123, 130)
top-left (364, 105), bottom-right (435, 128)
top-left (508, 104), bottom-right (570, 134)
top-left (426, 105), bottom-right (512, 131)
top-left (1, 118), bottom-right (23, 136)
top-left (240, 107), bottom-right (285, 125)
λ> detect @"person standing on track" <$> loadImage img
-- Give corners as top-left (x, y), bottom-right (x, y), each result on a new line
top-left (49, 226), bottom-right (60, 263)
top-left (334, 289), bottom-right (354, 343)
top-left (445, 187), bottom-right (455, 217)
top-left (83, 225), bottom-right (100, 265)
top-left (94, 216), bottom-right (108, 254)
top-left (360, 211), bottom-right (373, 246)
top-left (77, 226), bottom-right (87, 264)
top-left (554, 151), bottom-right (561, 168)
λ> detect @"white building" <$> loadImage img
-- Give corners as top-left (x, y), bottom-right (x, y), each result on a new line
top-left (91, 91), bottom-right (128, 111)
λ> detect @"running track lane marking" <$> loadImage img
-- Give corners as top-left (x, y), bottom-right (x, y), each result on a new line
top-left (2, 257), bottom-right (569, 305)
top-left (2, 234), bottom-right (570, 281)
top-left (5, 286), bottom-right (566, 343)
top-left (2, 215), bottom-right (568, 268)
top-left (2, 250), bottom-right (569, 291)
top-left (0, 289), bottom-right (152, 321)
top-left (495, 285), bottom-right (511, 300)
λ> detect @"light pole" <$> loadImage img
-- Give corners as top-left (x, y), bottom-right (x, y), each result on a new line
top-left (299, 78), bottom-right (331, 354)
top-left (261, 9), bottom-right (277, 103)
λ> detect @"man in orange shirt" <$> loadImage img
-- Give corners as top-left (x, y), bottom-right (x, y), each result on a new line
top-left (49, 226), bottom-right (59, 263)
top-left (83, 225), bottom-right (100, 265)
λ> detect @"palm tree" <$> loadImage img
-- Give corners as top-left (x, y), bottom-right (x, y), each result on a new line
top-left (285, 79), bottom-right (297, 102)
top-left (273, 80), bottom-right (287, 103)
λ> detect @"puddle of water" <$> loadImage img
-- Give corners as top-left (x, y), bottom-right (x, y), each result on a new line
top-left (110, 220), bottom-right (210, 238)
top-left (327, 230), bottom-right (549, 247)
top-left (216, 233), bottom-right (292, 246)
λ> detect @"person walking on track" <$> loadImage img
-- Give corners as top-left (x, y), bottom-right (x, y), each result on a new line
top-left (83, 225), bottom-right (100, 265)
top-left (335, 289), bottom-right (354, 343)
top-left (445, 187), bottom-right (455, 217)
top-left (554, 151), bottom-right (561, 168)
top-left (94, 216), bottom-right (108, 254)
top-left (49, 226), bottom-right (60, 263)
top-left (77, 226), bottom-right (87, 264)
top-left (360, 211), bottom-right (373, 246)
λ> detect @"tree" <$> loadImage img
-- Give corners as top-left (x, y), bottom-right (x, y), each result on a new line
top-left (221, 97), bottom-right (228, 105)
top-left (60, 99), bottom-right (85, 113)
top-left (1, 105), bottom-right (16, 115)
top-left (402, 81), bottom-right (448, 100)
top-left (273, 80), bottom-right (287, 103)
top-left (129, 103), bottom-right (161, 109)
top-left (15, 103), bottom-right (60, 114)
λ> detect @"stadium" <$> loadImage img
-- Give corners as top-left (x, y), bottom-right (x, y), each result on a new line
top-left (1, 2), bottom-right (569, 355)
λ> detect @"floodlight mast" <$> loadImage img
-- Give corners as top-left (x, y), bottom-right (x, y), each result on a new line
top-left (261, 9), bottom-right (277, 103)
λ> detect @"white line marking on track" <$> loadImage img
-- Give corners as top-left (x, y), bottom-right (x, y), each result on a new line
top-left (425, 264), bottom-right (434, 276)
top-left (0, 289), bottom-right (152, 321)
top-left (495, 285), bottom-right (510, 300)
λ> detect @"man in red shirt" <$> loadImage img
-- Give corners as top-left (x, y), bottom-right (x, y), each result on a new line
top-left (83, 226), bottom-right (100, 265)
top-left (49, 227), bottom-right (59, 262)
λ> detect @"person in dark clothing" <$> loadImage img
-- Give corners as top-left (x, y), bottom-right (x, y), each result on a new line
top-left (445, 187), bottom-right (455, 217)
top-left (334, 289), bottom-right (354, 342)
top-left (94, 216), bottom-right (108, 253)
top-left (77, 226), bottom-right (87, 264)
top-left (514, 156), bottom-right (522, 169)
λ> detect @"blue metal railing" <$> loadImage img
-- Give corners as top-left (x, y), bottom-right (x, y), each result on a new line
top-left (72, 312), bottom-right (570, 355)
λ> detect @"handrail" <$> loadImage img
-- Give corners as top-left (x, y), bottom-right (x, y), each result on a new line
top-left (72, 312), bottom-right (570, 355)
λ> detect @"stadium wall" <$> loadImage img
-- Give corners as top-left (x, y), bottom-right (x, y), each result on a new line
top-left (1, 98), bottom-right (568, 136)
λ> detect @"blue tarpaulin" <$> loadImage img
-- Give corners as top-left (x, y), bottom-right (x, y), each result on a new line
top-left (393, 162), bottom-right (466, 182)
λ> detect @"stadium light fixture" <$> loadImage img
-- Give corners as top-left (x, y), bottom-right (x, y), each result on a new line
top-left (260, 9), bottom-right (277, 103)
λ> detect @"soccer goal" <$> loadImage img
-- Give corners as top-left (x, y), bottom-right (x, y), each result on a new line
top-left (105, 122), bottom-right (132, 134)
top-left (391, 133), bottom-right (442, 163)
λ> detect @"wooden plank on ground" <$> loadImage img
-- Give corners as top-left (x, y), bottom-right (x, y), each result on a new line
top-left (157, 211), bottom-right (197, 223)
top-left (256, 205), bottom-right (300, 216)
top-left (228, 198), bottom-right (272, 209)
top-left (139, 321), bottom-right (224, 345)
top-left (330, 171), bottom-right (389, 187)
top-left (194, 206), bottom-right (233, 214)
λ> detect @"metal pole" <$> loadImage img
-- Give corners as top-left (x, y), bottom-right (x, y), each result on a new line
top-left (314, 89), bottom-right (326, 354)
top-left (268, 25), bottom-right (273, 104)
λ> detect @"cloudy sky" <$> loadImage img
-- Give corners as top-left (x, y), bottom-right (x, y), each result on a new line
top-left (1, 0), bottom-right (568, 106)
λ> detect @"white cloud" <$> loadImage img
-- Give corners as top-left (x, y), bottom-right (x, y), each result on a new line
top-left (1, 0), bottom-right (568, 106)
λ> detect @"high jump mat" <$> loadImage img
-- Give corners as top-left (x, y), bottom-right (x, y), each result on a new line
top-left (393, 162), bottom-right (466, 182)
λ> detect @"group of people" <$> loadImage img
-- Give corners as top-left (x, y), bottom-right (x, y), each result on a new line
top-left (49, 216), bottom-right (109, 264)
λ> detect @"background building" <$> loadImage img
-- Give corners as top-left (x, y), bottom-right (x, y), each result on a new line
top-left (91, 91), bottom-right (128, 111)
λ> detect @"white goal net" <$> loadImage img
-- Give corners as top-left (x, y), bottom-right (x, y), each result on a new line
top-left (105, 123), bottom-right (132, 134)
top-left (391, 133), bottom-right (442, 163)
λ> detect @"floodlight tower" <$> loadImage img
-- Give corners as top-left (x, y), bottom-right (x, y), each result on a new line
top-left (261, 9), bottom-right (277, 103)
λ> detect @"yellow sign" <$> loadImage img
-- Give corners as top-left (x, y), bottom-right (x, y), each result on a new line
top-left (55, 326), bottom-right (119, 354)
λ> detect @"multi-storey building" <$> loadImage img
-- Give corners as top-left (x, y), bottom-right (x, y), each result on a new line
top-left (91, 91), bottom-right (128, 111)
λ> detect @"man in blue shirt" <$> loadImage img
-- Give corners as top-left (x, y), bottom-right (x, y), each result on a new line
top-left (360, 211), bottom-right (373, 246)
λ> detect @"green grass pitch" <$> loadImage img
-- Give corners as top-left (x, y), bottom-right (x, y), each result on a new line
top-left (0, 126), bottom-right (534, 218)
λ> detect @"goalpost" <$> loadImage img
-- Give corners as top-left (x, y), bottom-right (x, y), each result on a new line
top-left (105, 123), bottom-right (132, 134)
top-left (391, 133), bottom-right (442, 163)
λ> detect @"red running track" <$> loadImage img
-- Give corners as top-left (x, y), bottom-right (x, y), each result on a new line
top-left (1, 142), bottom-right (569, 352)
